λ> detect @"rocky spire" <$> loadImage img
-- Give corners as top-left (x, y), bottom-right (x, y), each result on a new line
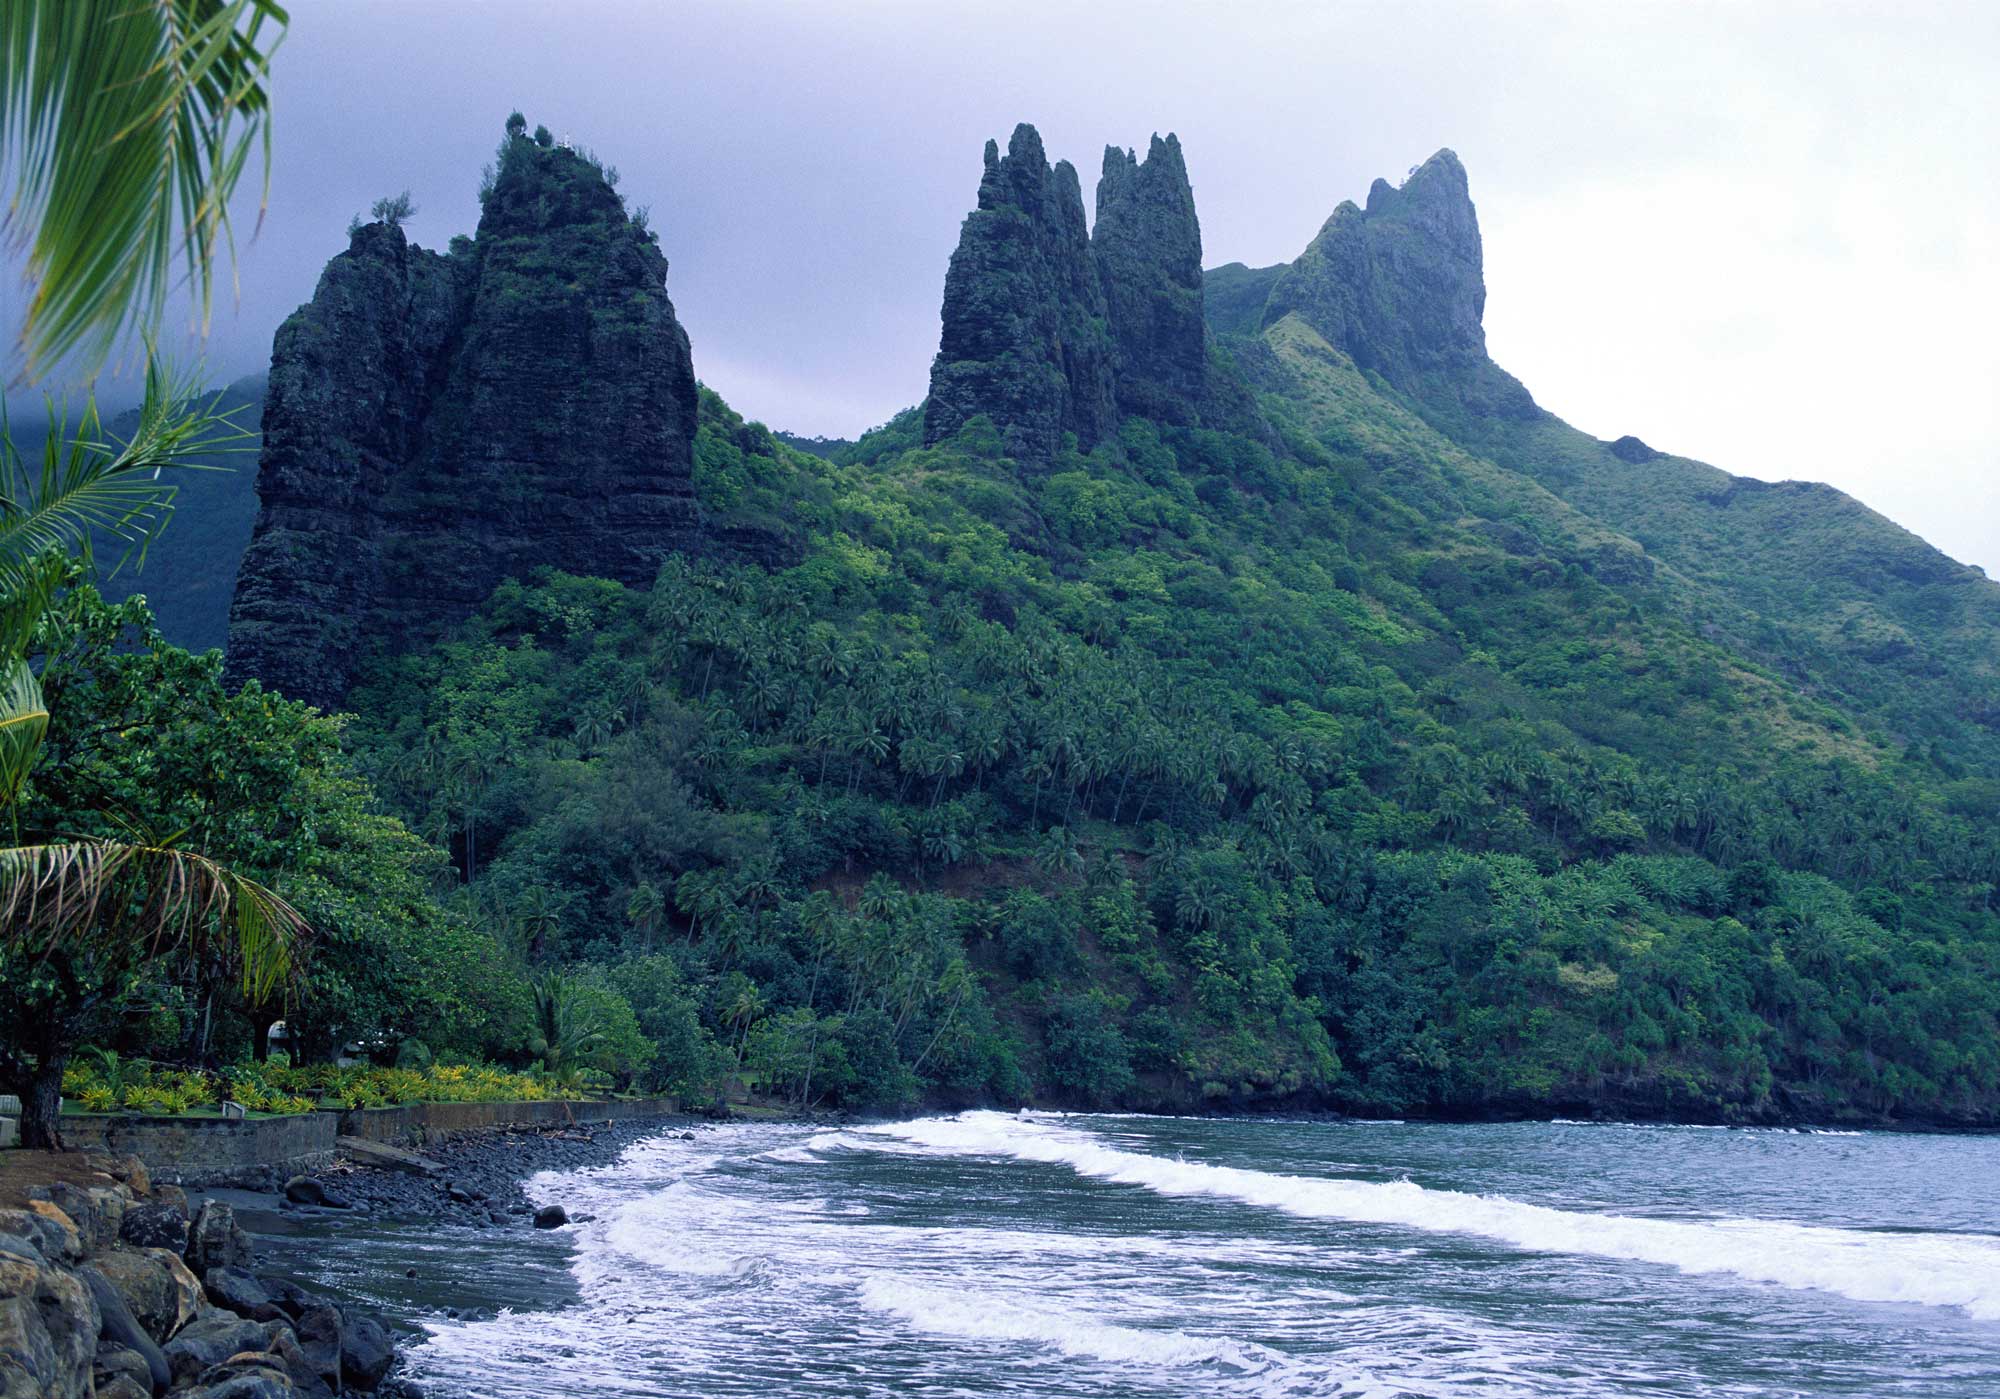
top-left (922, 123), bottom-right (1117, 461)
top-left (1092, 133), bottom-right (1207, 423)
top-left (228, 122), bottom-right (710, 708)
top-left (1261, 149), bottom-right (1536, 420)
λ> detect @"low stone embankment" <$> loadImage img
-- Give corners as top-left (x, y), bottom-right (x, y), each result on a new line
top-left (0, 1152), bottom-right (399, 1399)
top-left (52, 1097), bottom-right (677, 1188)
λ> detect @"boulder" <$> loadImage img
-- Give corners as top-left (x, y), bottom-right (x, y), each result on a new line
top-left (91, 1248), bottom-right (200, 1343)
top-left (103, 1156), bottom-right (152, 1197)
top-left (268, 1328), bottom-right (334, 1399)
top-left (119, 1203), bottom-right (190, 1253)
top-left (40, 1185), bottom-right (123, 1253)
top-left (205, 1269), bottom-right (285, 1324)
top-left (280, 1178), bottom-right (326, 1208)
top-left (96, 1378), bottom-right (151, 1399)
top-left (92, 1341), bottom-right (156, 1394)
top-left (292, 1305), bottom-right (342, 1393)
top-left (0, 1251), bottom-right (99, 1399)
top-left (164, 1312), bottom-right (271, 1386)
top-left (265, 1277), bottom-right (313, 1322)
top-left (187, 1203), bottom-right (254, 1277)
top-left (185, 1355), bottom-right (295, 1399)
top-left (340, 1314), bottom-right (393, 1392)
top-left (19, 1203), bottom-right (82, 1262)
top-left (151, 1186), bottom-right (189, 1217)
top-left (78, 1265), bottom-right (165, 1392)
top-left (532, 1205), bottom-right (567, 1230)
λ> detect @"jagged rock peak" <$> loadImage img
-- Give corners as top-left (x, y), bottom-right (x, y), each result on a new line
top-left (1262, 147), bottom-right (1535, 421)
top-left (1093, 133), bottom-right (1208, 423)
top-left (227, 114), bottom-right (712, 709)
top-left (923, 122), bottom-right (1117, 461)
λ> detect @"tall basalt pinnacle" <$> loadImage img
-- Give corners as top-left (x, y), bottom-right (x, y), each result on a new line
top-left (1092, 133), bottom-right (1207, 423)
top-left (923, 123), bottom-right (1117, 461)
top-left (227, 131), bottom-right (705, 708)
top-left (1262, 148), bottom-right (1537, 421)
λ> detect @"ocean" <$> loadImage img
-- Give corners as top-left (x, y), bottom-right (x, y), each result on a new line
top-left (291, 1112), bottom-right (2000, 1397)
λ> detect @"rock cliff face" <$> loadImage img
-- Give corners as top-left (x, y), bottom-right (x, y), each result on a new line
top-left (922, 125), bottom-right (1117, 461)
top-left (1258, 149), bottom-right (1538, 422)
top-left (923, 124), bottom-right (1257, 459)
top-left (228, 129), bottom-right (707, 708)
top-left (1092, 134), bottom-right (1206, 424)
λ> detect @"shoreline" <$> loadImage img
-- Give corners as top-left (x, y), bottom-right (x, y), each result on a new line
top-left (218, 1102), bottom-right (1997, 1390)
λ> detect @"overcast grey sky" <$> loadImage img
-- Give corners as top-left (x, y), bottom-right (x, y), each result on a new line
top-left (13, 1), bottom-right (1997, 572)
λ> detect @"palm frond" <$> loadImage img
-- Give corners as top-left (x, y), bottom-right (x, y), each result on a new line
top-left (2, 0), bottom-right (289, 379)
top-left (0, 656), bottom-right (48, 806)
top-left (0, 358), bottom-right (252, 648)
top-left (0, 837), bottom-right (306, 1001)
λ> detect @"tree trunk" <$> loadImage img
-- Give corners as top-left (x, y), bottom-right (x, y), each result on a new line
top-left (20, 1052), bottom-right (68, 1151)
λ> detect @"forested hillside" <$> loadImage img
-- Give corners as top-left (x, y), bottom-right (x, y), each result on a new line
top-left (71, 116), bottom-right (1998, 1129)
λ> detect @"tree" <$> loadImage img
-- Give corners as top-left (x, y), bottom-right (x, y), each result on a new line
top-left (0, 0), bottom-right (294, 1146)
top-left (370, 190), bottom-right (417, 227)
top-left (526, 969), bottom-right (610, 1077)
top-left (533, 124), bottom-right (553, 149)
top-left (505, 110), bottom-right (527, 139)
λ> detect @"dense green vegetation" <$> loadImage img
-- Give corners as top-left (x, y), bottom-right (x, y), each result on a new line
top-left (329, 383), bottom-right (2000, 1123)
top-left (8, 33), bottom-right (1996, 1140)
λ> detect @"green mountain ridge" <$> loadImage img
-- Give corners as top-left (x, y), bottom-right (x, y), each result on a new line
top-left (199, 122), bottom-right (2000, 1125)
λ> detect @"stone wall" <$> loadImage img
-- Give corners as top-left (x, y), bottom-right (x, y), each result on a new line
top-left (335, 1097), bottom-right (678, 1148)
top-left (50, 1098), bottom-right (678, 1185)
top-left (55, 1114), bottom-right (338, 1188)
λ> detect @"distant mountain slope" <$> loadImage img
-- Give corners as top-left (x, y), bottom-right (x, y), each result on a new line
top-left (1207, 154), bottom-right (2000, 776)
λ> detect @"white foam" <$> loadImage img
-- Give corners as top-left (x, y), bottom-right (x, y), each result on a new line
top-left (863, 1113), bottom-right (2000, 1320)
top-left (856, 1275), bottom-right (1269, 1369)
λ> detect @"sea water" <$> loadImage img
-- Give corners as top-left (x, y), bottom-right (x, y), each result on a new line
top-left (318, 1113), bottom-right (2000, 1396)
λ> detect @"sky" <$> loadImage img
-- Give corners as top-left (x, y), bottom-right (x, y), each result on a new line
top-left (9, 0), bottom-right (1996, 573)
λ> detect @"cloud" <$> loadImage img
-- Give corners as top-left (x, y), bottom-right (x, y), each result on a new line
top-left (8, 0), bottom-right (1993, 570)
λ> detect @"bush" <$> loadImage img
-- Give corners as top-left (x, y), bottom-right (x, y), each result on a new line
top-left (1041, 991), bottom-right (1135, 1106)
top-left (370, 190), bottom-right (417, 227)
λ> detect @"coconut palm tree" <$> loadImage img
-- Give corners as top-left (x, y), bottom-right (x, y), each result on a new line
top-left (0, 0), bottom-right (296, 1150)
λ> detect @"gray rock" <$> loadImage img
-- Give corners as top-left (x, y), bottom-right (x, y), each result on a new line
top-left (119, 1203), bottom-right (189, 1253)
top-left (78, 1265), bottom-right (167, 1393)
top-left (89, 1248), bottom-right (200, 1344)
top-left (280, 1177), bottom-right (326, 1208)
top-left (224, 123), bottom-right (770, 711)
top-left (269, 1326), bottom-right (335, 1399)
top-left (205, 1268), bottom-right (285, 1323)
top-left (3, 1249), bottom-right (100, 1399)
top-left (341, 1313), bottom-right (394, 1392)
top-left (163, 1312), bottom-right (271, 1386)
top-left (531, 1205), bottom-right (567, 1229)
top-left (187, 1203), bottom-right (254, 1277)
top-left (92, 1340), bottom-right (156, 1393)
top-left (183, 1360), bottom-right (294, 1399)
top-left (293, 1304), bottom-right (342, 1393)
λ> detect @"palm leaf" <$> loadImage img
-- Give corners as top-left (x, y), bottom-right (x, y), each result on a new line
top-left (2, 0), bottom-right (289, 379)
top-left (0, 656), bottom-right (48, 806)
top-left (0, 357), bottom-right (251, 653)
top-left (0, 837), bottom-right (305, 1001)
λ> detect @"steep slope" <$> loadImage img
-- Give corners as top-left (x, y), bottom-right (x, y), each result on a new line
top-left (923, 124), bottom-right (1117, 461)
top-left (1211, 151), bottom-right (2000, 775)
top-left (321, 125), bottom-right (2000, 1128)
top-left (227, 119), bottom-right (760, 710)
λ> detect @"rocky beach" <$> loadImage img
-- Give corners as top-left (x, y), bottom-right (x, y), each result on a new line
top-left (0, 1114), bottom-right (702, 1398)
